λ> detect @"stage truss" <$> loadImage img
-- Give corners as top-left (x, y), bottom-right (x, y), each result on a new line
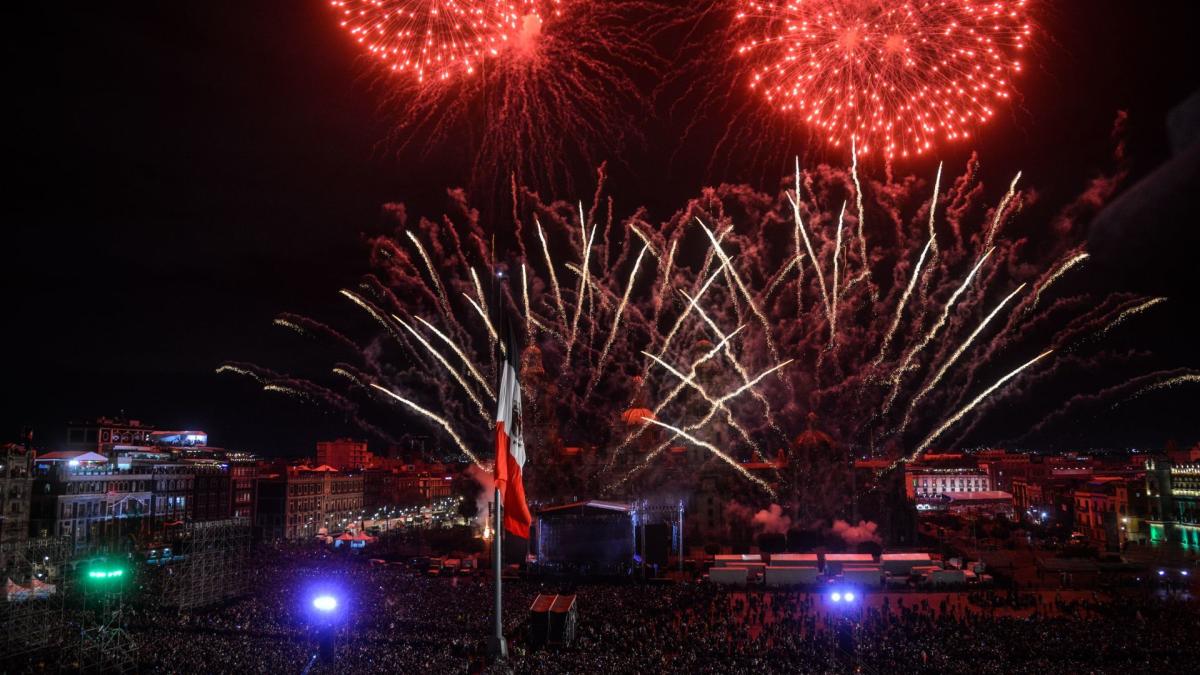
top-left (157, 518), bottom-right (252, 610)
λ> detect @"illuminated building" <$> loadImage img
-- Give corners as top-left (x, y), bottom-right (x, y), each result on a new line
top-left (1145, 458), bottom-right (1200, 551)
top-left (905, 455), bottom-right (992, 499)
top-left (29, 457), bottom-right (153, 553)
top-left (65, 417), bottom-right (156, 454)
top-left (1073, 477), bottom-right (1147, 550)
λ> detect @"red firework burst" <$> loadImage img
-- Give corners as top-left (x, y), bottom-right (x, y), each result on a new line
top-left (336, 0), bottom-right (654, 200)
top-left (330, 1), bottom-right (522, 83)
top-left (735, 0), bottom-right (1032, 158)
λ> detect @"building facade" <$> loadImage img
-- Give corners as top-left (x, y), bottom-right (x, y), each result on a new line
top-left (316, 439), bottom-right (371, 470)
top-left (256, 466), bottom-right (364, 540)
top-left (1146, 458), bottom-right (1200, 551)
top-left (30, 460), bottom-right (153, 553)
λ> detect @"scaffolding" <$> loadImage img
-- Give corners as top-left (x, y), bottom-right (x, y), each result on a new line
top-left (0, 537), bottom-right (71, 663)
top-left (73, 560), bottom-right (137, 675)
top-left (158, 518), bottom-right (252, 610)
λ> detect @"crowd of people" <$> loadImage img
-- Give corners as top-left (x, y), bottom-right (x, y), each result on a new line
top-left (9, 545), bottom-right (1197, 673)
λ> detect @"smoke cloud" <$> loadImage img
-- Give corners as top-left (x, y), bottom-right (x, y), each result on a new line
top-left (727, 501), bottom-right (792, 535)
top-left (466, 464), bottom-right (495, 530)
top-left (830, 519), bottom-right (882, 546)
top-left (752, 504), bottom-right (792, 535)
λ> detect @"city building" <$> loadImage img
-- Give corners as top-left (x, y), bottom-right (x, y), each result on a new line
top-left (191, 463), bottom-right (232, 522)
top-left (229, 455), bottom-right (258, 520)
top-left (1074, 478), bottom-right (1133, 550)
top-left (150, 463), bottom-right (195, 524)
top-left (255, 465), bottom-right (364, 540)
top-left (29, 454), bottom-right (153, 553)
top-left (65, 417), bottom-right (157, 454)
top-left (975, 449), bottom-right (1033, 492)
top-left (906, 464), bottom-right (993, 499)
top-left (316, 439), bottom-right (372, 470)
top-left (1145, 458), bottom-right (1200, 551)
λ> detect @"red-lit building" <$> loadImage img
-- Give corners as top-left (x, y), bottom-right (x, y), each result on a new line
top-left (316, 439), bottom-right (372, 470)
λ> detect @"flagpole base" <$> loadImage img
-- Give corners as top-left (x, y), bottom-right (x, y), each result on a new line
top-left (488, 635), bottom-right (508, 659)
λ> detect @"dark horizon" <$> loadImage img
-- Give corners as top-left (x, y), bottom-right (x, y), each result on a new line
top-left (4, 0), bottom-right (1199, 458)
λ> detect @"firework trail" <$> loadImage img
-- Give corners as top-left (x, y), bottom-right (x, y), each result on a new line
top-left (644, 418), bottom-right (776, 497)
top-left (371, 383), bottom-right (484, 468)
top-left (1031, 251), bottom-right (1088, 311)
top-left (897, 282), bottom-right (1025, 435)
top-left (1008, 369), bottom-right (1200, 444)
top-left (226, 156), bottom-right (1180, 516)
top-left (1096, 297), bottom-right (1167, 339)
top-left (906, 349), bottom-right (1053, 463)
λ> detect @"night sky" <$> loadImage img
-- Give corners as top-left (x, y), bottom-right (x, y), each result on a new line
top-left (4, 1), bottom-right (1198, 457)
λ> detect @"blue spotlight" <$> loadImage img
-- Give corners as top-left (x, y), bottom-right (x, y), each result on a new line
top-left (844, 591), bottom-right (856, 602)
top-left (830, 591), bottom-right (842, 603)
top-left (312, 594), bottom-right (338, 612)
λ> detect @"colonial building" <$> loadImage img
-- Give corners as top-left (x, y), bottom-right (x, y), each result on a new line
top-left (1073, 477), bottom-right (1146, 550)
top-left (1145, 458), bottom-right (1200, 551)
top-left (255, 465), bottom-right (364, 540)
top-left (30, 456), bottom-right (153, 553)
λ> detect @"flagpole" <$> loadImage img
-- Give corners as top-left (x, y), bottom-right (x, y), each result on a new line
top-left (489, 485), bottom-right (506, 658)
top-left (489, 251), bottom-right (508, 660)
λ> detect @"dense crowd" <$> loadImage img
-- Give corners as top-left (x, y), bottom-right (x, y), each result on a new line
top-left (36, 548), bottom-right (1200, 674)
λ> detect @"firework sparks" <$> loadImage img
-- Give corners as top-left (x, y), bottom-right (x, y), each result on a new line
top-left (1119, 375), bottom-right (1200, 407)
top-left (589, 242), bottom-right (651, 399)
top-left (238, 154), bottom-right (1179, 513)
top-left (1097, 297), bottom-right (1167, 338)
top-left (908, 349), bottom-right (1054, 462)
top-left (644, 418), bottom-right (776, 497)
top-left (415, 315), bottom-right (495, 399)
top-left (371, 383), bottom-right (484, 467)
top-left (535, 216), bottom-right (567, 324)
top-left (898, 282), bottom-right (1026, 435)
top-left (215, 364), bottom-right (263, 383)
top-left (788, 159), bottom-right (831, 323)
top-left (355, 0), bottom-right (658, 197)
top-left (984, 172), bottom-right (1022, 250)
top-left (734, 0), bottom-right (1032, 157)
top-left (394, 315), bottom-right (491, 420)
top-left (1031, 251), bottom-right (1088, 311)
top-left (883, 246), bottom-right (993, 412)
top-left (698, 219), bottom-right (780, 364)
